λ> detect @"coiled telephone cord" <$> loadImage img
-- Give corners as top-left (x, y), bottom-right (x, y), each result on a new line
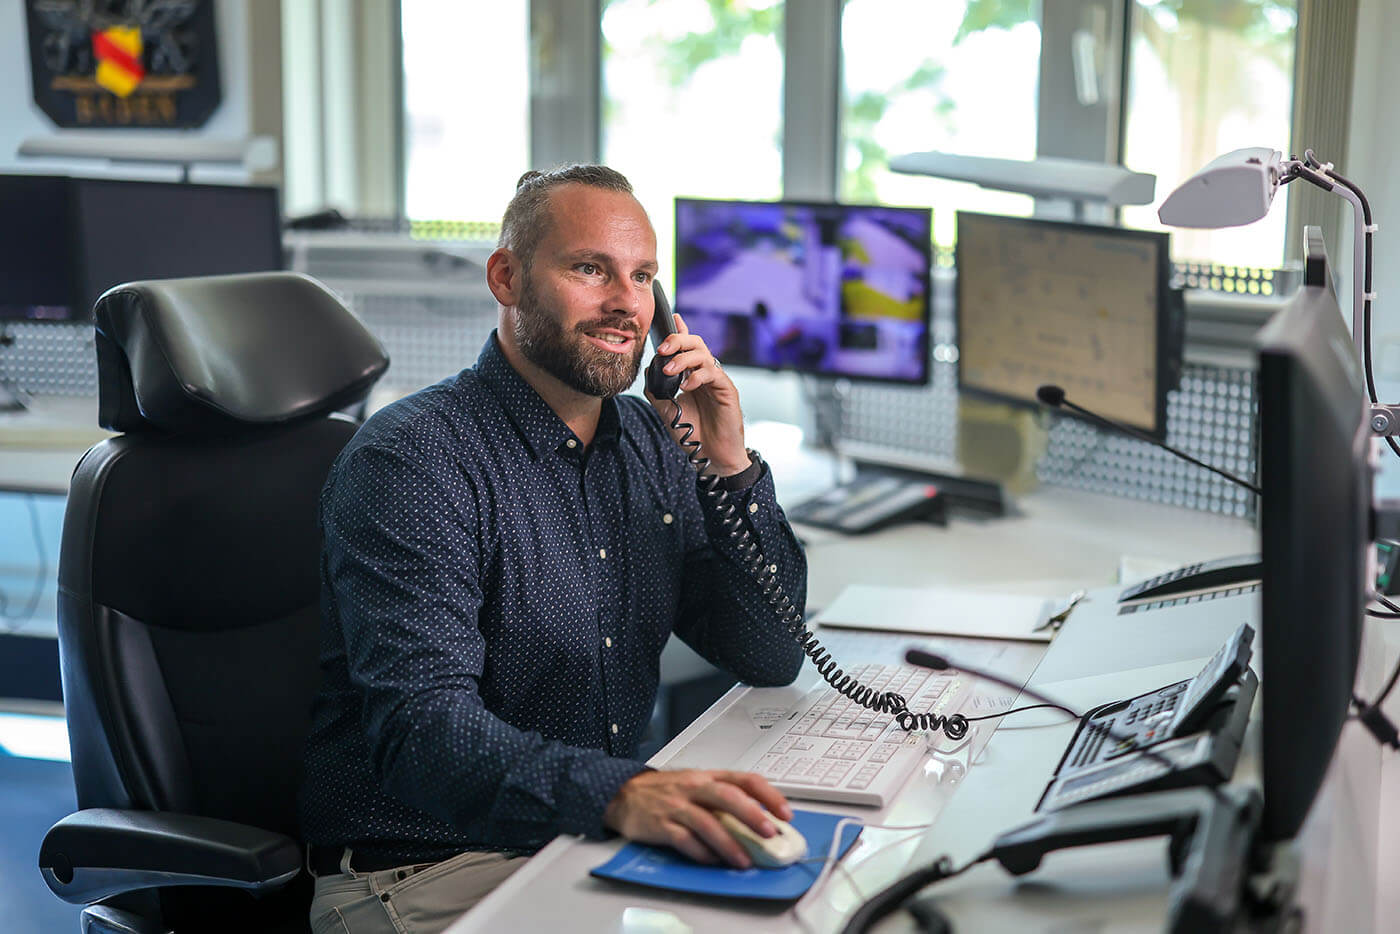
top-left (664, 399), bottom-right (968, 740)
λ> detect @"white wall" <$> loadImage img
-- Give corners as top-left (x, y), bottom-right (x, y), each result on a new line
top-left (0, 1), bottom-right (254, 183)
top-left (1347, 0), bottom-right (1400, 369)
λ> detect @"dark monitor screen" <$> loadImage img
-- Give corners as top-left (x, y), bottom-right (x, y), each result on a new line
top-left (673, 198), bottom-right (932, 385)
top-left (955, 212), bottom-right (1176, 439)
top-left (0, 175), bottom-right (79, 321)
top-left (71, 178), bottom-right (283, 314)
top-left (1256, 232), bottom-right (1370, 843)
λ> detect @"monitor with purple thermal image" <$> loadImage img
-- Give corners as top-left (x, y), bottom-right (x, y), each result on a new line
top-left (673, 198), bottom-right (932, 385)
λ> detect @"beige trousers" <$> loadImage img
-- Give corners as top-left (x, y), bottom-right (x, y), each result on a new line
top-left (309, 848), bottom-right (527, 934)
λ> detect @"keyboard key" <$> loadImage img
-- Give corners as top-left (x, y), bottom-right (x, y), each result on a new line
top-left (825, 762), bottom-right (853, 782)
top-left (869, 743), bottom-right (900, 763)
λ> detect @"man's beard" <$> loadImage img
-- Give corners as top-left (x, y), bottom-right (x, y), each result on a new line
top-left (513, 277), bottom-right (645, 398)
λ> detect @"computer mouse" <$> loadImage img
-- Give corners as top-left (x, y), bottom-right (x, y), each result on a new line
top-left (713, 811), bottom-right (808, 868)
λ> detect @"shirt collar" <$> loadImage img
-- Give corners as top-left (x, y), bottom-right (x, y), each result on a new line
top-left (473, 331), bottom-right (622, 458)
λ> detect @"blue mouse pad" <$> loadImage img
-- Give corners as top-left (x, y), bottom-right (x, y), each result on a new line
top-left (589, 809), bottom-right (863, 901)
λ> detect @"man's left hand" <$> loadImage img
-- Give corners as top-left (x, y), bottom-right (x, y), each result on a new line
top-left (644, 313), bottom-right (749, 476)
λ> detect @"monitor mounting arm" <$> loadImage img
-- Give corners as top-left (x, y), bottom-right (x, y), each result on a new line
top-left (1272, 153), bottom-right (1400, 436)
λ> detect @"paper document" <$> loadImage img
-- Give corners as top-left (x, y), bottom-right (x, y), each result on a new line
top-left (815, 584), bottom-right (1056, 642)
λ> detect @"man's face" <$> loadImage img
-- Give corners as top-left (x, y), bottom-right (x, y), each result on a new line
top-left (511, 185), bottom-right (658, 398)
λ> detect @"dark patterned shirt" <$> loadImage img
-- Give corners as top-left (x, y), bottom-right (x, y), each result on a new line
top-left (298, 333), bottom-right (806, 864)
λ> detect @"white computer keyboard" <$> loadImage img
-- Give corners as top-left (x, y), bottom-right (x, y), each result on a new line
top-left (729, 663), bottom-right (968, 807)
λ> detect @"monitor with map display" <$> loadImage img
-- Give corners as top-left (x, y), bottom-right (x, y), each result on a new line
top-left (673, 197), bottom-right (932, 385)
top-left (955, 211), bottom-right (1179, 439)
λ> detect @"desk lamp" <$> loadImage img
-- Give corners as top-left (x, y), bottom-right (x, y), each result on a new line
top-left (1159, 147), bottom-right (1400, 445)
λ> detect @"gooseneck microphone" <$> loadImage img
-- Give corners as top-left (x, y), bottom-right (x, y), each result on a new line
top-left (1035, 384), bottom-right (1261, 496)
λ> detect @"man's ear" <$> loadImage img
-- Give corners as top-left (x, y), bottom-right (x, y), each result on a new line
top-left (486, 248), bottom-right (524, 307)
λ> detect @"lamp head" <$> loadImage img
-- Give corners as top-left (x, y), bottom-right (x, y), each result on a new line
top-left (1158, 147), bottom-right (1284, 229)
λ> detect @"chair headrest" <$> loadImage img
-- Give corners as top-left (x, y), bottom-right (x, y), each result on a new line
top-left (94, 272), bottom-right (389, 434)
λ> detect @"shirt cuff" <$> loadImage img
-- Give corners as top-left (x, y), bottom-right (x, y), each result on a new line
top-left (718, 449), bottom-right (763, 491)
top-left (558, 755), bottom-right (653, 840)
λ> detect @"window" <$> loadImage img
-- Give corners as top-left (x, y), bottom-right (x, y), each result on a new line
top-left (402, 1), bottom-right (530, 225)
top-left (1121, 1), bottom-right (1298, 268)
top-left (840, 0), bottom-right (1041, 247)
top-left (601, 0), bottom-right (784, 285)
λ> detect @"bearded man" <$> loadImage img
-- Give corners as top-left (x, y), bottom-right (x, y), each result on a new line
top-left (298, 165), bottom-right (808, 933)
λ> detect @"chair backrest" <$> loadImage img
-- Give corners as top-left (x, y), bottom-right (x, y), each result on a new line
top-left (56, 272), bottom-right (388, 928)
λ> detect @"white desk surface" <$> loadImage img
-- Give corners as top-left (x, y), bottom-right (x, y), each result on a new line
top-left (449, 480), bottom-right (1282, 934)
top-left (0, 395), bottom-right (107, 494)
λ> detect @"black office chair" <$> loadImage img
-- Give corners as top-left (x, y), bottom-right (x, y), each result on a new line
top-left (37, 273), bottom-right (389, 934)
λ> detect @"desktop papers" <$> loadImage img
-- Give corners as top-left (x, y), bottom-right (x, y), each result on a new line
top-left (815, 584), bottom-right (1055, 642)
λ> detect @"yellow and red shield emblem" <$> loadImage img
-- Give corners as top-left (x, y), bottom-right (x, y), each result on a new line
top-left (92, 26), bottom-right (145, 98)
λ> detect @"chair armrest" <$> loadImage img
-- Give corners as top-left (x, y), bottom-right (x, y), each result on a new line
top-left (39, 808), bottom-right (301, 905)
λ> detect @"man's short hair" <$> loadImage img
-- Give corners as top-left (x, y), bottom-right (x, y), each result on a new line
top-left (498, 164), bottom-right (635, 272)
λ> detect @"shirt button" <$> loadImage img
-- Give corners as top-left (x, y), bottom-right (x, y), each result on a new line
top-left (599, 548), bottom-right (607, 559)
top-left (748, 502), bottom-right (759, 514)
top-left (604, 636), bottom-right (613, 648)
top-left (611, 723), bottom-right (619, 734)
top-left (565, 438), bottom-right (578, 449)
top-left (662, 513), bottom-right (673, 525)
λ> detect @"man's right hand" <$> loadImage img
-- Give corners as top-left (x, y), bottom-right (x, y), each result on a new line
top-left (602, 769), bottom-right (795, 869)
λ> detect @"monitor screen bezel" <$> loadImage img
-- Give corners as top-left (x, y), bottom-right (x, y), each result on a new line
top-left (672, 195), bottom-right (934, 387)
top-left (69, 177), bottom-right (284, 317)
top-left (1255, 260), bottom-right (1370, 844)
top-left (953, 210), bottom-right (1176, 441)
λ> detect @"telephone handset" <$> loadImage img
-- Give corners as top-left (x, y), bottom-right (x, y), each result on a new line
top-left (647, 282), bottom-right (967, 739)
top-left (645, 282), bottom-right (684, 399)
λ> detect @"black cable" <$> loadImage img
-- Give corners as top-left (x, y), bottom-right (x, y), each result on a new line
top-left (1350, 596), bottom-right (1400, 748)
top-left (666, 398), bottom-right (970, 740)
top-left (962, 701), bottom-right (1078, 723)
top-left (839, 853), bottom-right (989, 934)
top-left (1376, 594), bottom-right (1400, 615)
top-left (1373, 657), bottom-right (1400, 709)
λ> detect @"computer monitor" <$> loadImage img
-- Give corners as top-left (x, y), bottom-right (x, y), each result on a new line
top-left (70, 178), bottom-right (283, 314)
top-left (0, 175), bottom-right (283, 322)
top-left (1255, 229), bottom-right (1370, 843)
top-left (0, 176), bottom-right (80, 322)
top-left (955, 212), bottom-right (1178, 439)
top-left (673, 197), bottom-right (932, 385)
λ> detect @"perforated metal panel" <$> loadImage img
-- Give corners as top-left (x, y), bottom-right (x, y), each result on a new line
top-left (337, 291), bottom-right (500, 392)
top-left (835, 263), bottom-right (1267, 519)
top-left (1036, 366), bottom-right (1258, 518)
top-left (0, 322), bottom-right (98, 396)
top-left (0, 226), bottom-right (1270, 521)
